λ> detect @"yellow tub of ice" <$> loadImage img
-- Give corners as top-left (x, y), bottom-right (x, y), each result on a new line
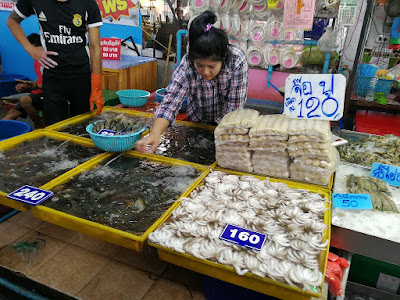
top-left (0, 130), bottom-right (106, 211)
top-left (149, 170), bottom-right (331, 299)
top-left (32, 152), bottom-right (210, 252)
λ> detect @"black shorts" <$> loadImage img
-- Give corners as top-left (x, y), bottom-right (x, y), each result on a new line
top-left (42, 74), bottom-right (91, 125)
top-left (14, 93), bottom-right (44, 119)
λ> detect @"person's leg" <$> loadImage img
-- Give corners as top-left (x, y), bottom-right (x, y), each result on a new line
top-left (20, 94), bottom-right (44, 129)
top-left (2, 108), bottom-right (22, 120)
top-left (2, 101), bottom-right (27, 120)
top-left (42, 76), bottom-right (69, 125)
top-left (67, 74), bottom-right (91, 117)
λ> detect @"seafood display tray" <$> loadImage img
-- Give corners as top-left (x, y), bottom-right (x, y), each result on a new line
top-left (0, 130), bottom-right (107, 211)
top-left (149, 171), bottom-right (332, 300)
top-left (215, 165), bottom-right (334, 191)
top-left (31, 152), bottom-right (210, 252)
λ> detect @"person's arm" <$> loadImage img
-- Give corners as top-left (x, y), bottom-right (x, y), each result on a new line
top-left (218, 48), bottom-right (249, 123)
top-left (7, 11), bottom-right (58, 69)
top-left (88, 26), bottom-right (104, 115)
top-left (135, 118), bottom-right (170, 153)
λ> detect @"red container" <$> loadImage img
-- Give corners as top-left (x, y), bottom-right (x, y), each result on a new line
top-left (356, 110), bottom-right (400, 136)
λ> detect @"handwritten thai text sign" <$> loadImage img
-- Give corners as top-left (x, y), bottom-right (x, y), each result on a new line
top-left (332, 193), bottom-right (373, 210)
top-left (7, 185), bottom-right (54, 206)
top-left (371, 162), bottom-right (400, 187)
top-left (219, 224), bottom-right (266, 251)
top-left (284, 74), bottom-right (346, 121)
top-left (101, 38), bottom-right (121, 60)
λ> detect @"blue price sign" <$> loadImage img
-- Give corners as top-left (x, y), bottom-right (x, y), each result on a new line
top-left (7, 185), bottom-right (54, 206)
top-left (219, 224), bottom-right (266, 251)
top-left (332, 193), bottom-right (373, 210)
top-left (284, 74), bottom-right (346, 121)
top-left (371, 162), bottom-right (400, 187)
top-left (98, 129), bottom-right (116, 136)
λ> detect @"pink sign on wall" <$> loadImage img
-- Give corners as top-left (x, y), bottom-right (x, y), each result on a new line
top-left (283, 0), bottom-right (316, 30)
top-left (100, 38), bottom-right (121, 60)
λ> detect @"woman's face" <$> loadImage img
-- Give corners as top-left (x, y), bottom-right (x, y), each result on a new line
top-left (193, 58), bottom-right (222, 81)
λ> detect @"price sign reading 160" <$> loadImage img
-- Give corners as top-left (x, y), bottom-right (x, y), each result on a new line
top-left (219, 224), bottom-right (266, 251)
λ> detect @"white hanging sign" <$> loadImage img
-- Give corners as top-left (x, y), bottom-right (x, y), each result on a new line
top-left (284, 74), bottom-right (346, 121)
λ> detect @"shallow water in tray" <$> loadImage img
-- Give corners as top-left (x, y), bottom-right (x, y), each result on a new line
top-left (155, 125), bottom-right (215, 165)
top-left (42, 155), bottom-right (201, 235)
top-left (0, 137), bottom-right (101, 193)
top-left (60, 112), bottom-right (154, 136)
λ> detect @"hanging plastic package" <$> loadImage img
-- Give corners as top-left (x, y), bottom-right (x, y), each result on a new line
top-left (190, 0), bottom-right (210, 12)
top-left (317, 27), bottom-right (339, 52)
top-left (264, 44), bottom-right (280, 65)
top-left (249, 20), bottom-right (268, 43)
top-left (230, 13), bottom-right (241, 36)
top-left (265, 17), bottom-right (281, 40)
top-left (389, 17), bottom-right (400, 50)
top-left (246, 44), bottom-right (265, 67)
top-left (280, 46), bottom-right (297, 68)
top-left (238, 1), bottom-right (251, 15)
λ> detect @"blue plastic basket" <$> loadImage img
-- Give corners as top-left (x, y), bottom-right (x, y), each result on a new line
top-left (155, 88), bottom-right (188, 113)
top-left (86, 122), bottom-right (146, 152)
top-left (116, 89), bottom-right (150, 107)
top-left (0, 120), bottom-right (31, 141)
top-left (355, 75), bottom-right (395, 98)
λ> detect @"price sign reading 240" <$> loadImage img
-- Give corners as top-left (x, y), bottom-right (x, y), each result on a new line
top-left (219, 224), bottom-right (266, 251)
top-left (7, 185), bottom-right (54, 206)
top-left (284, 74), bottom-right (346, 121)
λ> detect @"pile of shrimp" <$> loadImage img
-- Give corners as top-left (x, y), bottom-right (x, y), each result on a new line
top-left (149, 170), bottom-right (329, 291)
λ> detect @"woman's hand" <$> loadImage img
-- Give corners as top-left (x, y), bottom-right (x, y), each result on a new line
top-left (135, 134), bottom-right (161, 154)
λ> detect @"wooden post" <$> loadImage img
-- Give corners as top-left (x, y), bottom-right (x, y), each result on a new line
top-left (163, 34), bottom-right (173, 88)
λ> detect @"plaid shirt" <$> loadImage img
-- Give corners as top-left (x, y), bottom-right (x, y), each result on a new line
top-left (155, 44), bottom-right (249, 125)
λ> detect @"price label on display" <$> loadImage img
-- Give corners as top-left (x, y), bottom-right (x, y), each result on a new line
top-left (98, 129), bottom-right (116, 136)
top-left (100, 38), bottom-right (121, 60)
top-left (284, 74), bottom-right (346, 121)
top-left (219, 224), bottom-right (266, 251)
top-left (7, 185), bottom-right (54, 206)
top-left (332, 193), bottom-right (373, 210)
top-left (371, 162), bottom-right (400, 187)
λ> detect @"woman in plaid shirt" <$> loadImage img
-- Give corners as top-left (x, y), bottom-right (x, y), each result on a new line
top-left (136, 10), bottom-right (249, 153)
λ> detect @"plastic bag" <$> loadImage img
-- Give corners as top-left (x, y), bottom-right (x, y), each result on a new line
top-left (317, 27), bottom-right (338, 52)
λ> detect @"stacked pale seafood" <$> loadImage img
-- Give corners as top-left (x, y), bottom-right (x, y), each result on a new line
top-left (214, 110), bottom-right (339, 185)
top-left (288, 119), bottom-right (339, 186)
top-left (214, 109), bottom-right (260, 173)
top-left (149, 171), bottom-right (329, 291)
top-left (346, 175), bottom-right (399, 213)
top-left (90, 114), bottom-right (145, 135)
top-left (249, 114), bottom-right (290, 178)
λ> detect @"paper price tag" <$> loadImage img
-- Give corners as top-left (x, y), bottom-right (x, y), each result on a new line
top-left (100, 38), bottom-right (121, 60)
top-left (284, 74), bottom-right (346, 121)
top-left (371, 162), bottom-right (400, 187)
top-left (7, 185), bottom-right (54, 206)
top-left (98, 129), bottom-right (116, 136)
top-left (219, 224), bottom-right (266, 251)
top-left (332, 193), bottom-right (373, 210)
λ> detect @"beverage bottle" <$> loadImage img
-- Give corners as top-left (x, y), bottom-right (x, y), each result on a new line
top-left (365, 77), bottom-right (378, 101)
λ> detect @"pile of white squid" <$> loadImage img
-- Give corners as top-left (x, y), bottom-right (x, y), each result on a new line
top-left (149, 170), bottom-right (330, 291)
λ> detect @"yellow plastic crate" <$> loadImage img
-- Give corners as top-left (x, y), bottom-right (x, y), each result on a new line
top-left (0, 130), bottom-right (106, 211)
top-left (32, 152), bottom-right (211, 252)
top-left (46, 106), bottom-right (155, 137)
top-left (149, 170), bottom-right (331, 299)
top-left (214, 165), bottom-right (334, 191)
